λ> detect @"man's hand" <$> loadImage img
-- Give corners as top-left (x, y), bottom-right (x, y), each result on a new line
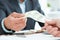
top-left (4, 12), bottom-right (27, 31)
top-left (42, 19), bottom-right (60, 37)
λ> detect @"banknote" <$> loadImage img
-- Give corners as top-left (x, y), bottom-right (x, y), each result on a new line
top-left (25, 10), bottom-right (47, 23)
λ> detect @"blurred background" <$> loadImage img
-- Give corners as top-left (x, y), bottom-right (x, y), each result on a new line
top-left (38, 0), bottom-right (60, 19)
top-left (39, 0), bottom-right (60, 12)
top-left (35, 0), bottom-right (60, 30)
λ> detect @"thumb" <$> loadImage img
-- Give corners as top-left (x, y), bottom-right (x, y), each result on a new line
top-left (42, 20), bottom-right (53, 30)
top-left (42, 27), bottom-right (46, 30)
top-left (42, 22), bottom-right (48, 30)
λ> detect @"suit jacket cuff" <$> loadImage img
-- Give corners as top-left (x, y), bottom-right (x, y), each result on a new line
top-left (1, 18), bottom-right (13, 33)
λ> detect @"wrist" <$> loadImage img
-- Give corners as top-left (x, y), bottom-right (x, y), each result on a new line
top-left (1, 18), bottom-right (14, 33)
top-left (4, 18), bottom-right (11, 31)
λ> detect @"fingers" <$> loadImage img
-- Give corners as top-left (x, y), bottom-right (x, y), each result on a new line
top-left (42, 21), bottom-right (49, 30)
top-left (56, 19), bottom-right (60, 28)
top-left (10, 12), bottom-right (25, 18)
top-left (48, 27), bottom-right (58, 34)
top-left (46, 19), bottom-right (56, 25)
top-left (46, 26), bottom-right (53, 33)
top-left (55, 31), bottom-right (60, 37)
top-left (42, 19), bottom-right (57, 30)
top-left (14, 17), bottom-right (27, 24)
top-left (45, 26), bottom-right (59, 37)
top-left (43, 19), bottom-right (60, 37)
top-left (8, 12), bottom-right (27, 24)
top-left (4, 12), bottom-right (27, 31)
top-left (10, 17), bottom-right (27, 31)
top-left (42, 23), bottom-right (48, 30)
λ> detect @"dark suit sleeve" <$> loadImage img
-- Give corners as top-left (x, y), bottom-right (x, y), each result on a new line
top-left (0, 9), bottom-right (13, 35)
top-left (0, 9), bottom-right (6, 34)
top-left (0, 1), bottom-right (13, 34)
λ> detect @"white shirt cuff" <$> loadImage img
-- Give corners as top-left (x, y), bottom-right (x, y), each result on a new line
top-left (1, 18), bottom-right (13, 33)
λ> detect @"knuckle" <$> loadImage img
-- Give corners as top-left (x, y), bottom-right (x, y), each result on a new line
top-left (13, 12), bottom-right (16, 14)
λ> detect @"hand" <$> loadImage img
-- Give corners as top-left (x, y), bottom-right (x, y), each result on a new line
top-left (4, 12), bottom-right (27, 31)
top-left (42, 19), bottom-right (60, 37)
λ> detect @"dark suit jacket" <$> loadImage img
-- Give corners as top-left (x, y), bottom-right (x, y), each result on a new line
top-left (0, 0), bottom-right (44, 35)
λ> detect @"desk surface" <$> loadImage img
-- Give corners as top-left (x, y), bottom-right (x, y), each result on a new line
top-left (0, 22), bottom-right (60, 40)
top-left (0, 33), bottom-right (60, 40)
top-left (0, 19), bottom-right (60, 40)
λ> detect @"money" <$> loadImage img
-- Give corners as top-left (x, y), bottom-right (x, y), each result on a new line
top-left (25, 10), bottom-right (46, 23)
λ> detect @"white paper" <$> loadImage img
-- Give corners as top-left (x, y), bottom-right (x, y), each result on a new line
top-left (25, 10), bottom-right (47, 23)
